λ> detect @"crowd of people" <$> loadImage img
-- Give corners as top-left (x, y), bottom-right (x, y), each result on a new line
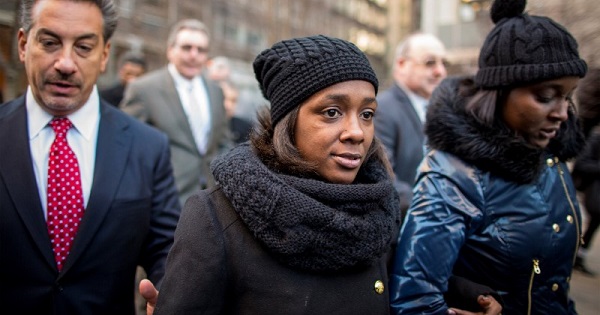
top-left (0, 0), bottom-right (597, 314)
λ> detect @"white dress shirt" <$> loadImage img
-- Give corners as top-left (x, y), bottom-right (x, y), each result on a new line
top-left (404, 87), bottom-right (429, 123)
top-left (27, 86), bottom-right (100, 218)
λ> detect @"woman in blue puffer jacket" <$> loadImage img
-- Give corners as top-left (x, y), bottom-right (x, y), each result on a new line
top-left (389, 0), bottom-right (588, 314)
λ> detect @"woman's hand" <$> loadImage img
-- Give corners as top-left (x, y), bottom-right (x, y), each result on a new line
top-left (448, 295), bottom-right (502, 315)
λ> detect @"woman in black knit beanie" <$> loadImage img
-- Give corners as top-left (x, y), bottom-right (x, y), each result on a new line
top-left (149, 35), bottom-right (401, 314)
top-left (390, 0), bottom-right (587, 314)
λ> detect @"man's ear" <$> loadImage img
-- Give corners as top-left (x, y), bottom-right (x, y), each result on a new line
top-left (100, 40), bottom-right (111, 73)
top-left (17, 28), bottom-right (28, 63)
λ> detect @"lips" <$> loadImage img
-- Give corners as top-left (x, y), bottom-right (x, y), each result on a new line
top-left (540, 128), bottom-right (558, 139)
top-left (332, 153), bottom-right (362, 169)
top-left (47, 81), bottom-right (78, 95)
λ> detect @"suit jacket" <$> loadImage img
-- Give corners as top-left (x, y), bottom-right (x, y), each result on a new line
top-left (230, 116), bottom-right (254, 144)
top-left (121, 67), bottom-right (231, 206)
top-left (375, 83), bottom-right (425, 212)
top-left (0, 96), bottom-right (181, 315)
top-left (99, 82), bottom-right (126, 107)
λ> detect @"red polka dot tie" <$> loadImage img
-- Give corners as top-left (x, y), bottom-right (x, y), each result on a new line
top-left (47, 117), bottom-right (84, 271)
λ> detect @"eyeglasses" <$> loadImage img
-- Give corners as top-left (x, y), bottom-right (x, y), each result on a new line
top-left (410, 57), bottom-right (450, 69)
top-left (177, 44), bottom-right (209, 54)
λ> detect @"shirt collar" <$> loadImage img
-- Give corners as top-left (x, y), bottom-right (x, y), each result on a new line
top-left (169, 63), bottom-right (194, 89)
top-left (27, 85), bottom-right (101, 141)
top-left (401, 83), bottom-right (428, 107)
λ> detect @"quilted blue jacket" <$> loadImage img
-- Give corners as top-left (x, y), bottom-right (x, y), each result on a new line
top-left (389, 77), bottom-right (584, 315)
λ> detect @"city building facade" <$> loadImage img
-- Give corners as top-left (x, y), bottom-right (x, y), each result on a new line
top-left (1, 0), bottom-right (596, 102)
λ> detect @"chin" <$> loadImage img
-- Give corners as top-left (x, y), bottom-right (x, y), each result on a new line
top-left (531, 140), bottom-right (550, 149)
top-left (325, 173), bottom-right (357, 185)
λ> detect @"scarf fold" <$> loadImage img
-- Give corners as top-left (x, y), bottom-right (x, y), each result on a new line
top-left (211, 144), bottom-right (399, 272)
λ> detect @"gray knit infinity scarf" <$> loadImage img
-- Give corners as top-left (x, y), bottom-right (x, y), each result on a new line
top-left (211, 144), bottom-right (399, 272)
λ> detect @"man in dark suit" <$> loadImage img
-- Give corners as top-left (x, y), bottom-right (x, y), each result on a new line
top-left (121, 19), bottom-right (231, 207)
top-left (0, 1), bottom-right (180, 314)
top-left (375, 33), bottom-right (447, 213)
top-left (99, 51), bottom-right (147, 107)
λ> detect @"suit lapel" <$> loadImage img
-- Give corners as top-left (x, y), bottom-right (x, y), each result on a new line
top-left (202, 76), bottom-right (225, 153)
top-left (162, 70), bottom-right (199, 153)
top-left (0, 98), bottom-right (56, 269)
top-left (60, 103), bottom-right (133, 275)
top-left (395, 85), bottom-right (425, 142)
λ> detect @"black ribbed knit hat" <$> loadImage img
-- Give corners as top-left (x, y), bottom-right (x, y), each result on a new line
top-left (475, 0), bottom-right (587, 89)
top-left (253, 35), bottom-right (378, 126)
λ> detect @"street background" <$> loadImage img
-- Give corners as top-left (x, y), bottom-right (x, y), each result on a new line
top-left (2, 0), bottom-right (599, 113)
top-left (570, 206), bottom-right (600, 315)
top-left (0, 1), bottom-right (598, 312)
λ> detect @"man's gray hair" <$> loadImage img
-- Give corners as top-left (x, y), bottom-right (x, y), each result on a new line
top-left (19, 0), bottom-right (118, 42)
top-left (166, 19), bottom-right (210, 48)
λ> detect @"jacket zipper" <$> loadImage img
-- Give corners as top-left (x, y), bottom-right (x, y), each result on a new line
top-left (526, 160), bottom-right (581, 315)
top-left (556, 162), bottom-right (582, 267)
top-left (528, 259), bottom-right (541, 315)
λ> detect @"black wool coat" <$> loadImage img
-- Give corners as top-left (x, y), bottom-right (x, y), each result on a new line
top-left (155, 187), bottom-right (394, 315)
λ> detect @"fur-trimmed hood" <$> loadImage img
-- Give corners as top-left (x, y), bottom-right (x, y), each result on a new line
top-left (425, 76), bottom-right (585, 183)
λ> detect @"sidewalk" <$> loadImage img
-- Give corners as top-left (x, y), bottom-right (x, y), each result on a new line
top-left (570, 210), bottom-right (600, 315)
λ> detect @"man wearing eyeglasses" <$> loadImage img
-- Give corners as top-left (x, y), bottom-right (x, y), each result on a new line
top-left (375, 32), bottom-right (447, 215)
top-left (121, 19), bottom-right (231, 208)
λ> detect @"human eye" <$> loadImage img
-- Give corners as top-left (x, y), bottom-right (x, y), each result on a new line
top-left (534, 89), bottom-right (558, 104)
top-left (39, 37), bottom-right (59, 51)
top-left (323, 108), bottom-right (342, 119)
top-left (564, 91), bottom-right (575, 103)
top-left (180, 45), bottom-right (192, 52)
top-left (424, 59), bottom-right (437, 67)
top-left (360, 109), bottom-right (375, 120)
top-left (76, 43), bottom-right (94, 55)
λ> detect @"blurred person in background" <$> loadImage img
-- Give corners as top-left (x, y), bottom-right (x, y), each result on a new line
top-left (121, 19), bottom-right (231, 207)
top-left (0, 0), bottom-right (180, 313)
top-left (207, 56), bottom-right (253, 144)
top-left (390, 0), bottom-right (588, 313)
top-left (374, 32), bottom-right (447, 214)
top-left (99, 51), bottom-right (147, 107)
top-left (571, 68), bottom-right (600, 277)
top-left (220, 80), bottom-right (253, 144)
top-left (206, 55), bottom-right (231, 82)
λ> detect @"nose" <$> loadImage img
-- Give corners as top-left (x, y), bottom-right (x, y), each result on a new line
top-left (551, 98), bottom-right (570, 122)
top-left (433, 62), bottom-right (447, 77)
top-left (340, 116), bottom-right (365, 143)
top-left (54, 48), bottom-right (77, 75)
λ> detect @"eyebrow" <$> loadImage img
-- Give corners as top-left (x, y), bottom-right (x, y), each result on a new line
top-left (36, 28), bottom-right (99, 41)
top-left (535, 82), bottom-right (578, 95)
top-left (325, 94), bottom-right (377, 106)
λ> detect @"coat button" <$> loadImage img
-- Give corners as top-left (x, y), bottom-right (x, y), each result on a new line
top-left (374, 280), bottom-right (385, 294)
top-left (552, 283), bottom-right (559, 291)
top-left (566, 215), bottom-right (573, 224)
top-left (546, 158), bottom-right (555, 167)
top-left (553, 223), bottom-right (560, 233)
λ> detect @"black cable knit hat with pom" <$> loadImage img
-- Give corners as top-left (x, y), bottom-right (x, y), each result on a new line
top-left (475, 0), bottom-right (587, 89)
top-left (253, 35), bottom-right (378, 126)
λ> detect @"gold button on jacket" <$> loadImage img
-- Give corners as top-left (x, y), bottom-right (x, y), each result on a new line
top-left (374, 280), bottom-right (384, 294)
